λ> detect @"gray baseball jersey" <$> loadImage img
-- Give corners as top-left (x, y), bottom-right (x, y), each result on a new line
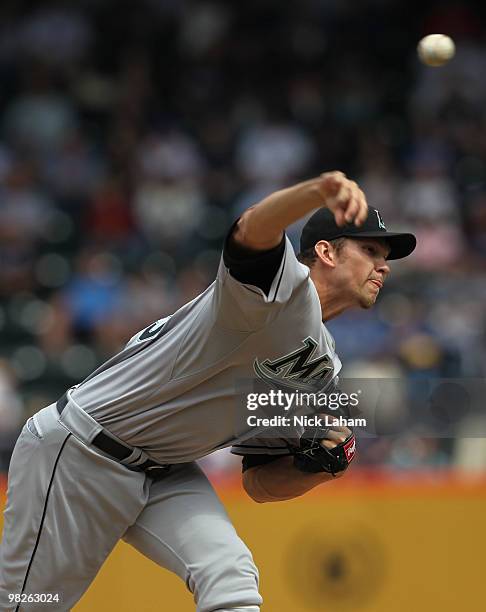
top-left (68, 236), bottom-right (341, 464)
top-left (0, 232), bottom-right (341, 612)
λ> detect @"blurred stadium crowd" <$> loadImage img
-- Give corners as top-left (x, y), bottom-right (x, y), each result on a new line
top-left (0, 0), bottom-right (485, 473)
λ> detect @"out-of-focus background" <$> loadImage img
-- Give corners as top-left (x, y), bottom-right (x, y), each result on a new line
top-left (0, 0), bottom-right (485, 610)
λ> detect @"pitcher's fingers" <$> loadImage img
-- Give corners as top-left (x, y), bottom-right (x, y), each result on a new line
top-left (320, 171), bottom-right (346, 197)
top-left (320, 429), bottom-right (348, 443)
top-left (321, 439), bottom-right (336, 450)
top-left (354, 189), bottom-right (369, 226)
top-left (333, 207), bottom-right (346, 227)
top-left (333, 183), bottom-right (352, 208)
top-left (344, 195), bottom-right (360, 223)
top-left (329, 425), bottom-right (352, 437)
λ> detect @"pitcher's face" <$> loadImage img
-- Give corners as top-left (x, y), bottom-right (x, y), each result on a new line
top-left (334, 238), bottom-right (391, 309)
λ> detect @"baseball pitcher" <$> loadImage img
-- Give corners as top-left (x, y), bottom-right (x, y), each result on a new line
top-left (0, 172), bottom-right (416, 611)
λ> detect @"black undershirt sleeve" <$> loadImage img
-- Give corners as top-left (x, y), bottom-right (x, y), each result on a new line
top-left (223, 220), bottom-right (286, 296)
top-left (241, 453), bottom-right (288, 472)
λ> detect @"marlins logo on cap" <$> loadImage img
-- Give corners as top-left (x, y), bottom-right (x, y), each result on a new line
top-left (374, 209), bottom-right (386, 230)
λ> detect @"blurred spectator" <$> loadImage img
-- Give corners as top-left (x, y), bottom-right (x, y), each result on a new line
top-left (387, 435), bottom-right (449, 469)
top-left (0, 360), bottom-right (23, 471)
top-left (85, 175), bottom-right (135, 244)
top-left (357, 141), bottom-right (401, 222)
top-left (0, 160), bottom-right (53, 294)
top-left (138, 129), bottom-right (206, 181)
top-left (133, 177), bottom-right (206, 250)
top-left (466, 190), bottom-right (486, 259)
top-left (0, 360), bottom-right (23, 432)
top-left (236, 119), bottom-right (315, 182)
top-left (410, 219), bottom-right (466, 269)
top-left (16, 5), bottom-right (92, 67)
top-left (3, 63), bottom-right (78, 154)
top-left (41, 249), bottom-right (125, 354)
top-left (42, 130), bottom-right (104, 214)
top-left (400, 144), bottom-right (458, 222)
top-left (178, 2), bottom-right (230, 57)
top-left (0, 161), bottom-right (53, 239)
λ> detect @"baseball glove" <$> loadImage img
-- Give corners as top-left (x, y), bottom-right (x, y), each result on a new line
top-left (293, 426), bottom-right (356, 475)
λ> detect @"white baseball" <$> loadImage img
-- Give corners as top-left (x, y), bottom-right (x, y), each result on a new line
top-left (417, 34), bottom-right (455, 67)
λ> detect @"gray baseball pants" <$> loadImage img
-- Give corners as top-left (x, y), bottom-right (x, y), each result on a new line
top-left (0, 401), bottom-right (262, 611)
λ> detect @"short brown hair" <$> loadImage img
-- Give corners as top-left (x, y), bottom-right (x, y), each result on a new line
top-left (297, 237), bottom-right (347, 268)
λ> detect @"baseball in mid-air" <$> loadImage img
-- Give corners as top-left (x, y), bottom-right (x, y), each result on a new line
top-left (417, 34), bottom-right (455, 67)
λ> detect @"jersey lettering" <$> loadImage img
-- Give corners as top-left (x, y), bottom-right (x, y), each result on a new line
top-left (253, 337), bottom-right (334, 392)
top-left (137, 316), bottom-right (171, 343)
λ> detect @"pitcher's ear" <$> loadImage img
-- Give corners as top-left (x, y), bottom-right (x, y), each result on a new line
top-left (314, 240), bottom-right (337, 268)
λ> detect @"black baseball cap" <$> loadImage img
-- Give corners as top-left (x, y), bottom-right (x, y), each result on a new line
top-left (299, 206), bottom-right (416, 260)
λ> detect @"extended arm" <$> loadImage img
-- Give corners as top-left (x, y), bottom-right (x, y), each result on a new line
top-left (233, 172), bottom-right (368, 251)
top-left (242, 456), bottom-right (342, 503)
top-left (242, 425), bottom-right (354, 503)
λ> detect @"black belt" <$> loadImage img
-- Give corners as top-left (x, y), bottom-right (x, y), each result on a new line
top-left (56, 393), bottom-right (171, 479)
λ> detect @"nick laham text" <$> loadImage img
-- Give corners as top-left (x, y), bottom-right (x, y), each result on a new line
top-left (246, 415), bottom-right (366, 428)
